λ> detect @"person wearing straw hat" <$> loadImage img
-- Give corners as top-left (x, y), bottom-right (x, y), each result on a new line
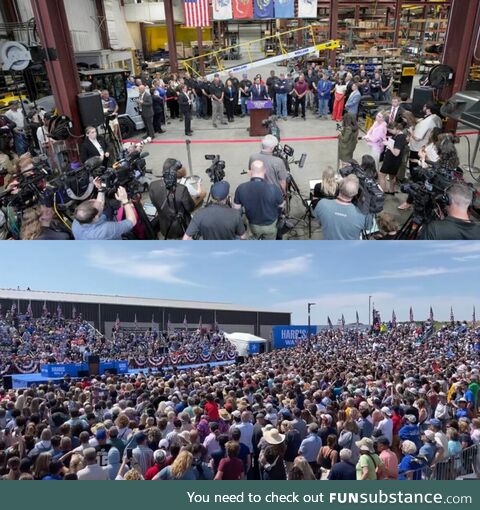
top-left (355, 437), bottom-right (384, 480)
top-left (260, 428), bottom-right (286, 480)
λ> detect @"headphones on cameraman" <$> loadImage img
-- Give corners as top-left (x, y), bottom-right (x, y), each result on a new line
top-left (163, 159), bottom-right (183, 191)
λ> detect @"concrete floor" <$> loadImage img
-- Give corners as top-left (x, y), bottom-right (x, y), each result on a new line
top-left (131, 68), bottom-right (480, 240)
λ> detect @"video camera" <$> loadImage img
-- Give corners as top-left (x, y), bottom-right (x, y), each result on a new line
top-left (0, 155), bottom-right (51, 211)
top-left (339, 162), bottom-right (385, 215)
top-left (205, 154), bottom-right (226, 184)
top-left (273, 144), bottom-right (307, 171)
top-left (87, 148), bottom-right (151, 199)
top-left (262, 116), bottom-right (281, 141)
top-left (400, 165), bottom-right (455, 225)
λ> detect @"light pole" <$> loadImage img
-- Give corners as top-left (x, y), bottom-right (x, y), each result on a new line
top-left (368, 295), bottom-right (372, 326)
top-left (308, 302), bottom-right (316, 340)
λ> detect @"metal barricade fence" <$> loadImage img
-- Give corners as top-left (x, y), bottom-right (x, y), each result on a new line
top-left (404, 444), bottom-right (480, 480)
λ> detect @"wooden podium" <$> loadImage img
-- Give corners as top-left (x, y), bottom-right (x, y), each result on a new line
top-left (248, 100), bottom-right (273, 136)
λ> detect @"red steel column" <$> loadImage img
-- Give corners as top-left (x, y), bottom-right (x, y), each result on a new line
top-left (31, 0), bottom-right (82, 135)
top-left (164, 0), bottom-right (178, 73)
top-left (441, 0), bottom-right (480, 99)
top-left (329, 0), bottom-right (339, 66)
top-left (94, 0), bottom-right (110, 50)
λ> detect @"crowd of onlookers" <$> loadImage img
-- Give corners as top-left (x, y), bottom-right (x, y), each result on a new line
top-left (0, 311), bottom-right (235, 375)
top-left (0, 320), bottom-right (479, 480)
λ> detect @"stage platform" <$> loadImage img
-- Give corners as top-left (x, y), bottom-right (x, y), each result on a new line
top-left (11, 360), bottom-right (234, 389)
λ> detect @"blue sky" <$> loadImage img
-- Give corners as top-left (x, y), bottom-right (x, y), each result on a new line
top-left (0, 241), bottom-right (479, 324)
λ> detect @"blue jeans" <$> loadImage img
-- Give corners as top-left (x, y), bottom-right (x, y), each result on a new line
top-left (241, 96), bottom-right (249, 115)
top-left (196, 96), bottom-right (206, 118)
top-left (318, 97), bottom-right (329, 116)
top-left (276, 93), bottom-right (287, 118)
top-left (14, 132), bottom-right (28, 156)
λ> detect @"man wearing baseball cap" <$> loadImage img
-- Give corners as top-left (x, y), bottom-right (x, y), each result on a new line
top-left (183, 181), bottom-right (247, 240)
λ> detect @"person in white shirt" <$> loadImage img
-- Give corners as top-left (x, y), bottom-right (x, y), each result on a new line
top-left (408, 102), bottom-right (442, 172)
top-left (5, 100), bottom-right (28, 155)
top-left (77, 447), bottom-right (109, 480)
top-left (375, 407), bottom-right (394, 445)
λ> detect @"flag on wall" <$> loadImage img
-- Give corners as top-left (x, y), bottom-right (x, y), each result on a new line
top-left (274, 0), bottom-right (294, 18)
top-left (298, 0), bottom-right (317, 18)
top-left (184, 0), bottom-right (211, 28)
top-left (233, 0), bottom-right (253, 19)
top-left (213, 0), bottom-right (233, 20)
top-left (254, 0), bottom-right (274, 18)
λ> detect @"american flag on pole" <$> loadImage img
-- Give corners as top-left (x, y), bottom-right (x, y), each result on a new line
top-left (473, 306), bottom-right (476, 328)
top-left (72, 306), bottom-right (77, 320)
top-left (341, 314), bottom-right (345, 330)
top-left (450, 306), bottom-right (455, 325)
top-left (115, 314), bottom-right (120, 331)
top-left (167, 315), bottom-right (172, 332)
top-left (184, 0), bottom-right (211, 28)
top-left (27, 301), bottom-right (32, 317)
top-left (198, 316), bottom-right (203, 331)
top-left (11, 302), bottom-right (16, 314)
top-left (42, 301), bottom-right (48, 317)
top-left (409, 306), bottom-right (414, 323)
top-left (57, 304), bottom-right (62, 319)
top-left (392, 309), bottom-right (396, 327)
top-left (183, 315), bottom-right (188, 330)
top-left (356, 311), bottom-right (359, 329)
top-left (429, 306), bottom-right (434, 322)
top-left (327, 316), bottom-right (333, 329)
top-left (0, 303), bottom-right (2, 318)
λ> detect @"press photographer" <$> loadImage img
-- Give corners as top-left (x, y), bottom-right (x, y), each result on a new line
top-left (248, 135), bottom-right (288, 194)
top-left (72, 180), bottom-right (137, 240)
top-left (183, 181), bottom-right (246, 240)
top-left (149, 158), bottom-right (201, 240)
top-left (419, 182), bottom-right (480, 240)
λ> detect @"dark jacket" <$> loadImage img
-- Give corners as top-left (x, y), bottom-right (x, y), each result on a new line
top-left (178, 92), bottom-right (192, 114)
top-left (251, 84), bottom-right (269, 101)
top-left (139, 92), bottom-right (154, 118)
top-left (79, 137), bottom-right (108, 163)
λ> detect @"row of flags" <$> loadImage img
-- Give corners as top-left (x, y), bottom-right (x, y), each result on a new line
top-left (185, 0), bottom-right (318, 28)
top-left (323, 306), bottom-right (478, 329)
top-left (0, 301), bottom-right (73, 319)
top-left (114, 313), bottom-right (218, 333)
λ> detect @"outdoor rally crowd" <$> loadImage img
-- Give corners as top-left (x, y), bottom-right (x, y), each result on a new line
top-left (1, 315), bottom-right (479, 481)
top-left (0, 309), bottom-right (235, 375)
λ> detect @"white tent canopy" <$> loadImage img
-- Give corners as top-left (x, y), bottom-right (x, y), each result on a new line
top-left (225, 332), bottom-right (269, 357)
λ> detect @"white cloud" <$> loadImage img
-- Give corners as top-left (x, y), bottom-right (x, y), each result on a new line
top-left (341, 266), bottom-right (467, 283)
top-left (256, 255), bottom-right (312, 277)
top-left (211, 250), bottom-right (241, 257)
top-left (147, 249), bottom-right (187, 258)
top-left (453, 255), bottom-right (480, 262)
top-left (88, 248), bottom-right (202, 287)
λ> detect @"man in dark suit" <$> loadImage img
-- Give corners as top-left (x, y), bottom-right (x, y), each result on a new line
top-left (250, 77), bottom-right (269, 101)
top-left (387, 96), bottom-right (405, 127)
top-left (138, 85), bottom-right (155, 139)
top-left (178, 84), bottom-right (193, 136)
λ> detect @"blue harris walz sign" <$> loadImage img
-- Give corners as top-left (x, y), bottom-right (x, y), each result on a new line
top-left (272, 325), bottom-right (318, 349)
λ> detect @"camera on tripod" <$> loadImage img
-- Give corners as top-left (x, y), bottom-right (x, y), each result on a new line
top-left (262, 116), bottom-right (281, 140)
top-left (205, 154), bottom-right (226, 183)
top-left (273, 144), bottom-right (307, 170)
top-left (399, 165), bottom-right (454, 226)
top-left (339, 162), bottom-right (384, 215)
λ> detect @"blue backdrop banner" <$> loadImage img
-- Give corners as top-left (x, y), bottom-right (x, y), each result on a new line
top-left (272, 325), bottom-right (317, 349)
top-left (274, 0), bottom-right (294, 18)
top-left (253, 0), bottom-right (274, 18)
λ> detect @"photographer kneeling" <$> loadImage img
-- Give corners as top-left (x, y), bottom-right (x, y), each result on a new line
top-left (72, 179), bottom-right (137, 240)
top-left (149, 159), bottom-right (204, 240)
top-left (183, 181), bottom-right (247, 240)
top-left (314, 174), bottom-right (373, 240)
top-left (419, 182), bottom-right (480, 240)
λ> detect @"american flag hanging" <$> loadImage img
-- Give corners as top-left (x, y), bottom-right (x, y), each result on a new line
top-left (429, 306), bottom-right (434, 322)
top-left (57, 304), bottom-right (62, 319)
top-left (72, 306), bottom-right (77, 320)
top-left (115, 314), bottom-right (120, 331)
top-left (42, 301), bottom-right (48, 317)
top-left (184, 0), bottom-right (211, 28)
top-left (198, 316), bottom-right (203, 331)
top-left (409, 306), bottom-right (414, 323)
top-left (27, 301), bottom-right (32, 317)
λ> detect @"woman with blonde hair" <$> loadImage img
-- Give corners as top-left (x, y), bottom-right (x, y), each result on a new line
top-left (34, 452), bottom-right (52, 480)
top-left (363, 111), bottom-right (387, 171)
top-left (20, 205), bottom-right (70, 241)
top-left (312, 166), bottom-right (339, 208)
top-left (155, 450), bottom-right (195, 480)
top-left (292, 455), bottom-right (316, 480)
